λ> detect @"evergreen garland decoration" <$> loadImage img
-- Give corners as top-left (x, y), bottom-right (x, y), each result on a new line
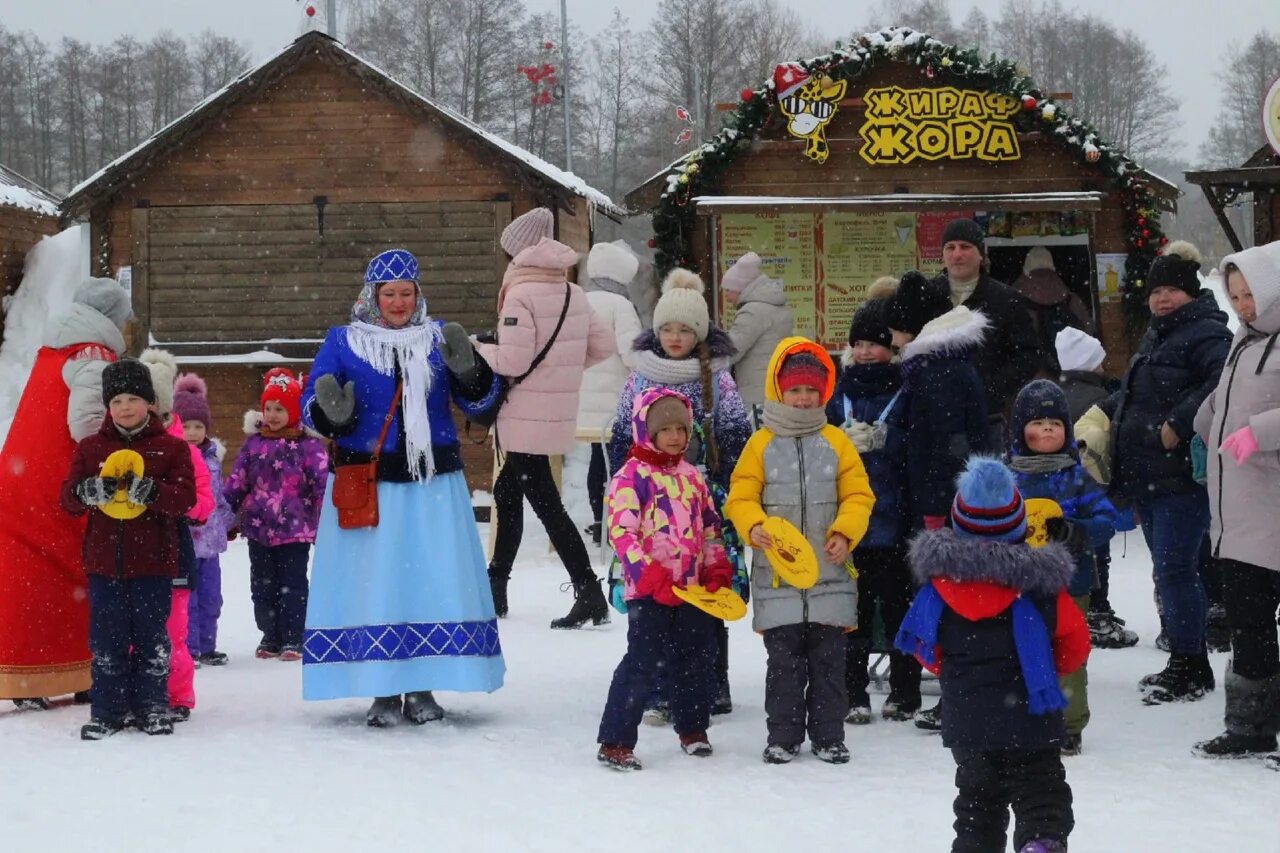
top-left (651, 26), bottom-right (1167, 321)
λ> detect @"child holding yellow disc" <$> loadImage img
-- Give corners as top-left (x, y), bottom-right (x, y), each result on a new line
top-left (725, 338), bottom-right (875, 765)
top-left (595, 388), bottom-right (734, 771)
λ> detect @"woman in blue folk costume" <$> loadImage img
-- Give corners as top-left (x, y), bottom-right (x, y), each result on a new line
top-left (301, 249), bottom-right (506, 727)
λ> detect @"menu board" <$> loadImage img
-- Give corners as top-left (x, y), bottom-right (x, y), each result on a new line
top-left (821, 213), bottom-right (920, 346)
top-left (718, 212), bottom-right (818, 338)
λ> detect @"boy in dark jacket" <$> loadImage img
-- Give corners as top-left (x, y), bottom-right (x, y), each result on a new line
top-left (827, 288), bottom-right (920, 722)
top-left (1008, 379), bottom-right (1118, 755)
top-left (896, 457), bottom-right (1090, 853)
top-left (61, 358), bottom-right (197, 740)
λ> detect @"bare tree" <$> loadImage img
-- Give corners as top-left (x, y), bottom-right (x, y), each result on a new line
top-left (646, 0), bottom-right (745, 142)
top-left (586, 9), bottom-right (645, 196)
top-left (453, 0), bottom-right (525, 123)
top-left (865, 0), bottom-right (962, 44)
top-left (1199, 31), bottom-right (1280, 167)
top-left (192, 30), bottom-right (251, 98)
top-left (142, 32), bottom-right (194, 132)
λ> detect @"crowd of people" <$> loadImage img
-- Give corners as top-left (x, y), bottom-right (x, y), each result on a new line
top-left (1, 209), bottom-right (1278, 852)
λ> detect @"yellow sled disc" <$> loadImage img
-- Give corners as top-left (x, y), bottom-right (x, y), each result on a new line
top-left (99, 449), bottom-right (147, 520)
top-left (761, 516), bottom-right (819, 589)
top-left (1024, 498), bottom-right (1063, 549)
top-left (671, 584), bottom-right (748, 622)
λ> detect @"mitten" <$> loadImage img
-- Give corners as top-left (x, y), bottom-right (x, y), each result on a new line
top-left (441, 321), bottom-right (492, 398)
top-left (923, 515), bottom-right (947, 531)
top-left (124, 474), bottom-right (158, 507)
top-left (314, 374), bottom-right (356, 426)
top-left (842, 420), bottom-right (876, 453)
top-left (609, 581), bottom-right (628, 615)
top-left (636, 562), bottom-right (681, 607)
top-left (1220, 426), bottom-right (1259, 466)
top-left (702, 560), bottom-right (733, 594)
top-left (75, 476), bottom-right (118, 507)
top-left (1045, 517), bottom-right (1089, 552)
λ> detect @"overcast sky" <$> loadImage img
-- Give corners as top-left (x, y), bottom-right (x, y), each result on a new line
top-left (0, 0), bottom-right (1268, 161)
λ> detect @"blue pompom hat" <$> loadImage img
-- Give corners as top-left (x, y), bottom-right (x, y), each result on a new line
top-left (365, 248), bottom-right (419, 285)
top-left (951, 456), bottom-right (1027, 542)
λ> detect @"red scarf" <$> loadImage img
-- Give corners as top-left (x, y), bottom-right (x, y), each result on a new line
top-left (628, 443), bottom-right (684, 470)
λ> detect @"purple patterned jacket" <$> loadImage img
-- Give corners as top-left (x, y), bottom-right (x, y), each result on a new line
top-left (224, 413), bottom-right (330, 547)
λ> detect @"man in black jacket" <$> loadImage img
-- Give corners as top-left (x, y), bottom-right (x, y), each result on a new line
top-left (933, 219), bottom-right (1046, 449)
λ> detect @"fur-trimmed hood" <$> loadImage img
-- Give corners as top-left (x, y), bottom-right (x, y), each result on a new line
top-left (243, 409), bottom-right (323, 440)
top-left (900, 306), bottom-right (989, 363)
top-left (632, 325), bottom-right (736, 360)
top-left (909, 527), bottom-right (1074, 597)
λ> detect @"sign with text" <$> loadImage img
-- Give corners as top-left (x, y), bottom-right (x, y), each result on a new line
top-left (858, 86), bottom-right (1021, 165)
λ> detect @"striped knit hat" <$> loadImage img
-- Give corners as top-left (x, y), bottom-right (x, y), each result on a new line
top-left (951, 456), bottom-right (1027, 542)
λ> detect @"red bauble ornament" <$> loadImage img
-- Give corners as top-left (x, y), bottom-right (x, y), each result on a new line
top-left (1160, 236), bottom-right (1169, 245)
top-left (544, 41), bottom-right (554, 51)
top-left (1021, 95), bottom-right (1037, 110)
top-left (1136, 239), bottom-right (1146, 248)
top-left (1137, 216), bottom-right (1145, 225)
top-left (305, 4), bottom-right (316, 16)
top-left (741, 88), bottom-right (755, 102)
top-left (647, 238), bottom-right (657, 249)
top-left (1142, 228), bottom-right (1151, 238)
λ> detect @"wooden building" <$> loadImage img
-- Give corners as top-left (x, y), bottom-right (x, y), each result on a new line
top-left (59, 31), bottom-right (620, 488)
top-left (626, 28), bottom-right (1178, 372)
top-left (1186, 145), bottom-right (1280, 252)
top-left (0, 164), bottom-right (60, 346)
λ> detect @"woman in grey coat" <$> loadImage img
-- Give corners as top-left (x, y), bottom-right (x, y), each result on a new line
top-left (1193, 240), bottom-right (1280, 765)
top-left (723, 252), bottom-right (794, 412)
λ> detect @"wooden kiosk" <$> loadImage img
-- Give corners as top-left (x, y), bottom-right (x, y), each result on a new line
top-left (1186, 145), bottom-right (1280, 252)
top-left (0, 164), bottom-right (60, 347)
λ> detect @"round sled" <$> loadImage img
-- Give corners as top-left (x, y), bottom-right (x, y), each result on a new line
top-left (761, 516), bottom-right (819, 589)
top-left (99, 449), bottom-right (147, 520)
top-left (671, 584), bottom-right (748, 622)
top-left (1024, 498), bottom-right (1063, 549)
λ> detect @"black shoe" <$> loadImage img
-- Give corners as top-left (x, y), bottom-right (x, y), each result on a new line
top-left (1193, 731), bottom-right (1278, 758)
top-left (367, 695), bottom-right (403, 728)
top-left (712, 680), bottom-right (733, 716)
top-left (168, 706), bottom-right (191, 723)
top-left (81, 718), bottom-right (124, 740)
top-left (1265, 753), bottom-right (1280, 772)
top-left (141, 712), bottom-right (174, 736)
top-left (199, 651), bottom-right (229, 666)
top-left (881, 692), bottom-right (922, 721)
top-left (762, 743), bottom-right (801, 764)
top-left (72, 691), bottom-right (91, 705)
top-left (1205, 604), bottom-right (1231, 653)
top-left (1061, 732), bottom-right (1083, 756)
top-left (549, 577), bottom-right (609, 629)
top-left (12, 698), bottom-right (50, 711)
top-left (585, 522), bottom-right (602, 546)
top-left (1141, 653), bottom-right (1215, 704)
top-left (914, 700), bottom-right (942, 731)
top-left (489, 569), bottom-right (509, 619)
top-left (1088, 611), bottom-right (1139, 649)
top-left (811, 741), bottom-right (850, 764)
top-left (403, 691), bottom-right (445, 724)
top-left (1155, 631), bottom-right (1172, 653)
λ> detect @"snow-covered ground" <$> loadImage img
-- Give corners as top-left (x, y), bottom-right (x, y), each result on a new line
top-left (4, 490), bottom-right (1279, 852)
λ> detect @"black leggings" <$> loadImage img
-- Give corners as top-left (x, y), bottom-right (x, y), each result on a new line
top-left (588, 443), bottom-right (607, 525)
top-left (489, 451), bottom-right (593, 585)
top-left (1223, 559), bottom-right (1280, 681)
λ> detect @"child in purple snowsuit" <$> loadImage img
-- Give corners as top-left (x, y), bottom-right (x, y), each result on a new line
top-left (224, 369), bottom-right (329, 661)
top-left (173, 373), bottom-right (236, 665)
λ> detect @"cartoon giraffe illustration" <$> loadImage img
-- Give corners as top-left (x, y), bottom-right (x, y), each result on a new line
top-left (778, 75), bottom-right (848, 164)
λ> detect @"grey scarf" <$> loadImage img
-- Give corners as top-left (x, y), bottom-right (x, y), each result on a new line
top-left (1008, 453), bottom-right (1075, 474)
top-left (587, 275), bottom-right (629, 298)
top-left (761, 401), bottom-right (828, 437)
top-left (632, 349), bottom-right (734, 385)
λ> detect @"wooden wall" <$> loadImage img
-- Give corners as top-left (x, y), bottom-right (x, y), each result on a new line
top-left (0, 206), bottom-right (58, 345)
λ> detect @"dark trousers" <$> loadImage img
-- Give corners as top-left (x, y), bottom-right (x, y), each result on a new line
top-left (951, 747), bottom-right (1073, 853)
top-left (87, 575), bottom-right (172, 723)
top-left (846, 546), bottom-right (922, 703)
top-left (587, 443), bottom-right (607, 525)
top-left (1089, 542), bottom-right (1112, 613)
top-left (1223, 559), bottom-right (1280, 681)
top-left (248, 541), bottom-right (311, 649)
top-left (1198, 534), bottom-right (1224, 607)
top-left (490, 451), bottom-right (592, 585)
top-left (597, 600), bottom-right (718, 747)
top-left (1136, 492), bottom-right (1210, 655)
top-left (763, 622), bottom-right (847, 746)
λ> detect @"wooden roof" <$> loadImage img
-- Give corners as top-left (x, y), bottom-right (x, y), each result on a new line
top-left (0, 163), bottom-right (60, 217)
top-left (60, 31), bottom-right (622, 221)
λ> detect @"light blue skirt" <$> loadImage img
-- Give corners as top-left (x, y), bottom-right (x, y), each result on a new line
top-left (302, 471), bottom-right (505, 700)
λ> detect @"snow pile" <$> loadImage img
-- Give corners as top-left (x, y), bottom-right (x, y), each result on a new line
top-left (0, 184), bottom-right (58, 217)
top-left (0, 225), bottom-right (89, 444)
top-left (1202, 269), bottom-right (1240, 334)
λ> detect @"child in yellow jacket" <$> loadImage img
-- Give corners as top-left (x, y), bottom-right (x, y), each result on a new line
top-left (725, 337), bottom-right (875, 764)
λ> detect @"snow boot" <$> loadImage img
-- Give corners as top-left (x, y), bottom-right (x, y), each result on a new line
top-left (1141, 653), bottom-right (1215, 704)
top-left (762, 743), bottom-right (801, 764)
top-left (141, 712), bottom-right (174, 736)
top-left (80, 718), bottom-right (124, 740)
top-left (584, 522), bottom-right (602, 546)
top-left (846, 704), bottom-right (873, 725)
top-left (597, 744), bottom-right (642, 770)
top-left (12, 698), bottom-right (49, 711)
top-left (199, 651), bottom-right (229, 666)
top-left (489, 568), bottom-right (509, 619)
top-left (1205, 604), bottom-right (1231, 653)
top-left (278, 646), bottom-right (303, 662)
top-left (882, 691), bottom-right (922, 721)
top-left (915, 700), bottom-right (942, 731)
top-left (549, 577), bottom-right (609, 629)
top-left (1154, 631), bottom-right (1172, 653)
top-left (1017, 840), bottom-right (1067, 853)
top-left (1060, 733), bottom-right (1083, 757)
top-left (168, 706), bottom-right (191, 723)
top-left (1088, 611), bottom-right (1139, 649)
top-left (366, 695), bottom-right (403, 728)
top-left (643, 703), bottom-right (670, 727)
top-left (811, 741), bottom-right (850, 764)
top-left (255, 641), bottom-right (281, 659)
top-left (679, 731), bottom-right (712, 756)
top-left (1265, 753), bottom-right (1280, 772)
top-left (1193, 731), bottom-right (1277, 758)
top-left (1194, 668), bottom-right (1280, 757)
top-left (403, 691), bottom-right (445, 724)
top-left (712, 679), bottom-right (733, 716)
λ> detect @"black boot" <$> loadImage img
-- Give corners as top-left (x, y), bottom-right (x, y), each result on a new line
top-left (489, 568), bottom-right (509, 619)
top-left (1141, 652), bottom-right (1215, 704)
top-left (1194, 669), bottom-right (1280, 757)
top-left (403, 691), bottom-right (445, 724)
top-left (549, 577), bottom-right (609, 629)
top-left (1205, 604), bottom-right (1231, 653)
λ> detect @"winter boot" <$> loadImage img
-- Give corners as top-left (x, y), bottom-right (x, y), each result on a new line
top-left (1154, 630), bottom-right (1172, 653)
top-left (278, 646), bottom-right (303, 662)
top-left (72, 690), bottom-right (92, 704)
top-left (846, 704), bottom-right (873, 725)
top-left (1088, 611), bottom-right (1139, 649)
top-left (679, 731), bottom-right (713, 756)
top-left (914, 700), bottom-right (942, 731)
top-left (597, 744), bottom-right (642, 770)
top-left (1194, 668), bottom-right (1280, 757)
top-left (1194, 731), bottom-right (1278, 758)
top-left (762, 743), bottom-right (801, 764)
top-left (489, 568), bottom-right (509, 619)
top-left (882, 691), bottom-right (922, 721)
top-left (255, 640), bottom-right (281, 659)
top-left (585, 522), bottom-right (602, 546)
top-left (168, 706), bottom-right (191, 723)
top-left (1205, 604), bottom-right (1232, 653)
top-left (549, 577), bottom-right (609, 629)
top-left (12, 698), bottom-right (49, 711)
top-left (712, 678), bottom-right (733, 716)
top-left (1141, 653), bottom-right (1215, 704)
top-left (199, 651), bottom-right (229, 666)
top-left (643, 702), bottom-right (670, 727)
top-left (1265, 753), bottom-right (1280, 771)
top-left (80, 718), bottom-right (124, 740)
top-left (366, 695), bottom-right (403, 728)
top-left (811, 741), bottom-right (851, 764)
top-left (1060, 732), bottom-right (1083, 757)
top-left (140, 712), bottom-right (174, 736)
top-left (1017, 840), bottom-right (1067, 853)
top-left (403, 691), bottom-right (445, 724)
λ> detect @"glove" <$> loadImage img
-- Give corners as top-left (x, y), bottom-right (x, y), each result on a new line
top-left (1220, 426), bottom-right (1259, 466)
top-left (636, 562), bottom-right (682, 607)
top-left (441, 322), bottom-right (479, 376)
top-left (314, 374), bottom-right (356, 427)
top-left (123, 474), bottom-right (158, 507)
top-left (609, 581), bottom-right (628, 615)
top-left (842, 420), bottom-right (876, 453)
top-left (75, 476), bottom-right (118, 507)
top-left (1045, 517), bottom-right (1089, 552)
top-left (702, 561), bottom-right (733, 594)
top-left (923, 515), bottom-right (947, 531)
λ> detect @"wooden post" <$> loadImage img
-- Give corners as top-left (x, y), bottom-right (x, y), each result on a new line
top-left (129, 206), bottom-right (151, 356)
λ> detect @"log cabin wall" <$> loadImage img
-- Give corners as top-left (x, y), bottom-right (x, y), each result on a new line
top-left (0, 207), bottom-right (59, 346)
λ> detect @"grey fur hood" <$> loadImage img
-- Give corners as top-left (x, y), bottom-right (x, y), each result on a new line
top-left (909, 528), bottom-right (1074, 597)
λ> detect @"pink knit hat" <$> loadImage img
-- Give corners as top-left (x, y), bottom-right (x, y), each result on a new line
top-left (722, 252), bottom-right (762, 293)
top-left (501, 207), bottom-right (554, 257)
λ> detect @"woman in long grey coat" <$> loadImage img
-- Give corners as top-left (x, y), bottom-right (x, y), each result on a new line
top-left (1193, 240), bottom-right (1280, 765)
top-left (723, 252), bottom-right (794, 412)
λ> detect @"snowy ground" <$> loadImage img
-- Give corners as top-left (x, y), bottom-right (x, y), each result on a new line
top-left (5, 496), bottom-right (1279, 851)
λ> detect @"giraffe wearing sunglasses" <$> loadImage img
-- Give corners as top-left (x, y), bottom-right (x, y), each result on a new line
top-left (779, 75), bottom-right (848, 164)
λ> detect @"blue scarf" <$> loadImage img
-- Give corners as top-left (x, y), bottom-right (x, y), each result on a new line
top-left (894, 584), bottom-right (1067, 716)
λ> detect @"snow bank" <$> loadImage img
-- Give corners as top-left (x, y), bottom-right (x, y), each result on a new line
top-left (0, 225), bottom-right (90, 444)
top-left (1202, 269), bottom-right (1240, 334)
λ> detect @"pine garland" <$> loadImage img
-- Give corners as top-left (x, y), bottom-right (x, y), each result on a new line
top-left (651, 26), bottom-right (1167, 321)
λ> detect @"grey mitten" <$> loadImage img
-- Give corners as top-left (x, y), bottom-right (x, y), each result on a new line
top-left (124, 474), bottom-right (157, 506)
top-left (441, 322), bottom-right (479, 378)
top-left (314, 374), bottom-right (356, 426)
top-left (842, 420), bottom-right (876, 453)
top-left (75, 476), bottom-right (118, 507)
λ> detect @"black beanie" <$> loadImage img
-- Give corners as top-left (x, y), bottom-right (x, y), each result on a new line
top-left (885, 271), bottom-right (953, 336)
top-left (102, 357), bottom-right (157, 406)
top-left (941, 218), bottom-right (986, 257)
top-left (848, 297), bottom-right (893, 348)
top-left (1148, 252), bottom-right (1201, 296)
top-left (1011, 379), bottom-right (1075, 457)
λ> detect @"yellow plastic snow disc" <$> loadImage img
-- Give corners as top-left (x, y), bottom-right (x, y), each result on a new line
top-left (1024, 498), bottom-right (1063, 549)
top-left (761, 516), bottom-right (819, 589)
top-left (99, 449), bottom-right (147, 520)
top-left (671, 584), bottom-right (748, 622)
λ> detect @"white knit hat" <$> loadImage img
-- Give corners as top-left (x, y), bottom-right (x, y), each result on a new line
top-left (721, 252), bottom-right (762, 293)
top-left (652, 269), bottom-right (710, 342)
top-left (1055, 327), bottom-right (1106, 373)
top-left (1221, 240), bottom-right (1280, 321)
top-left (139, 348), bottom-right (179, 414)
top-left (501, 207), bottom-right (554, 257)
top-left (1023, 246), bottom-right (1055, 274)
top-left (586, 242), bottom-right (639, 285)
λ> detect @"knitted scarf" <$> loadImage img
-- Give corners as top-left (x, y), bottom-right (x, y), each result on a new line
top-left (761, 401), bottom-right (828, 437)
top-left (1008, 453), bottom-right (1075, 474)
top-left (894, 583), bottom-right (1067, 716)
top-left (631, 349), bottom-right (734, 385)
top-left (628, 443), bottom-right (684, 470)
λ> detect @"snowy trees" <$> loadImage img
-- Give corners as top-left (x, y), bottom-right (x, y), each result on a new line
top-left (1200, 31), bottom-right (1280, 167)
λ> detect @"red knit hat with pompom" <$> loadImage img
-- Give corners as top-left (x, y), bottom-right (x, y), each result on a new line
top-left (260, 367), bottom-right (303, 426)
